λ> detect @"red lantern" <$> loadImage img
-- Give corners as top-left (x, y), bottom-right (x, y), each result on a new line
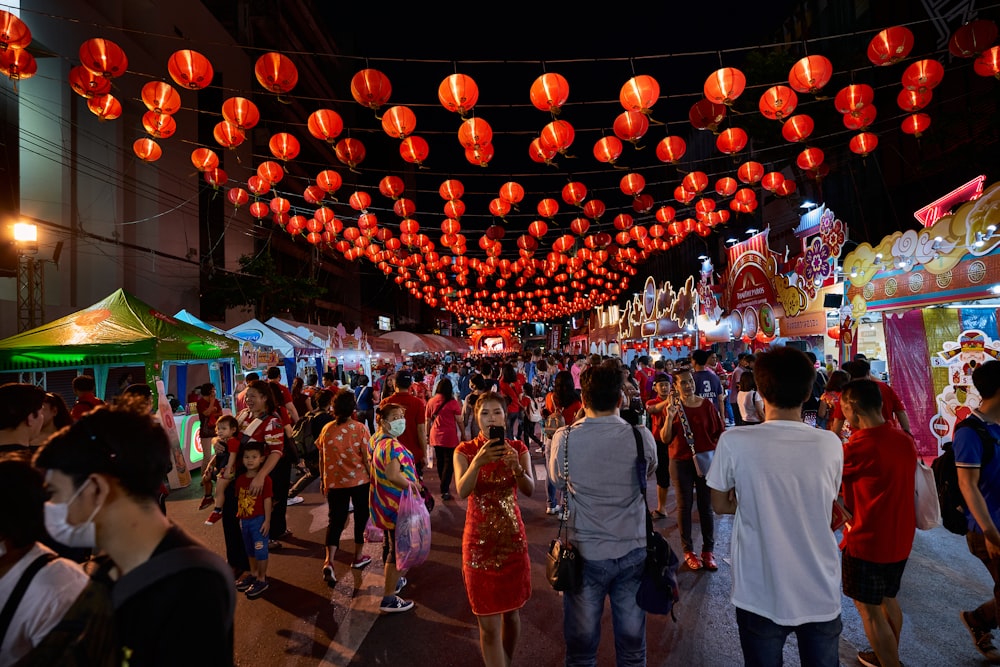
top-left (901, 113), bottom-right (931, 137)
top-left (620, 173), bottom-right (645, 197)
top-left (247, 175), bottom-right (270, 197)
top-left (500, 182), bottom-right (525, 205)
top-left (715, 177), bottom-right (738, 197)
top-left (167, 49), bottom-right (213, 90)
top-left (868, 26), bottom-right (914, 66)
top-left (562, 182), bottom-right (587, 206)
top-left (257, 161), bottom-right (284, 184)
top-left (528, 220), bottom-right (549, 238)
top-left (212, 121), bottom-right (243, 149)
top-left (849, 132), bottom-right (879, 156)
top-left (842, 105), bottom-right (877, 131)
top-left (902, 59), bottom-right (945, 92)
top-left (303, 186), bottom-right (325, 205)
top-left (349, 191), bottom-right (372, 212)
top-left (382, 105), bottom-right (417, 139)
top-left (439, 73), bottom-right (478, 115)
top-left (827, 326), bottom-right (841, 341)
top-left (335, 138), bottom-right (366, 169)
top-left (379, 175), bottom-right (405, 199)
top-left (80, 38), bottom-right (128, 78)
top-left (316, 170), bottom-right (342, 195)
top-left (759, 85), bottom-right (798, 120)
top-left (716, 127), bottom-right (747, 154)
top-left (834, 84), bottom-right (875, 114)
top-left (540, 119), bottom-right (575, 154)
top-left (570, 217), bottom-right (591, 236)
top-left (613, 111), bottom-right (649, 145)
top-left (399, 136), bottom-right (429, 166)
top-left (620, 74), bottom-right (660, 114)
top-left (583, 199), bottom-right (605, 220)
top-left (227, 187), bottom-right (249, 208)
top-left (528, 138), bottom-right (557, 165)
top-left (897, 88), bottom-right (932, 112)
top-left (87, 93), bottom-right (121, 121)
top-left (975, 46), bottom-right (1000, 78)
top-left (465, 144), bottom-right (494, 167)
top-left (249, 201), bottom-right (269, 219)
top-left (204, 168), bottom-right (227, 189)
top-left (141, 81), bottom-right (180, 114)
top-left (133, 138), bottom-right (162, 163)
top-left (255, 52), bottom-right (298, 94)
top-left (489, 198), bottom-right (511, 218)
top-left (796, 147), bottom-right (825, 171)
top-left (682, 171), bottom-right (709, 193)
top-left (689, 99), bottom-right (726, 132)
top-left (704, 67), bottom-right (746, 105)
top-left (530, 72), bottom-right (570, 113)
top-left (633, 194), bottom-right (655, 214)
top-left (458, 117), bottom-right (492, 150)
top-left (70, 66), bottom-right (111, 99)
top-left (781, 114), bottom-right (814, 142)
top-left (734, 188), bottom-right (756, 205)
top-left (439, 179), bottom-right (465, 201)
top-left (656, 135), bottom-right (687, 163)
top-left (674, 186), bottom-right (696, 204)
top-left (0, 10), bottom-right (31, 51)
top-left (761, 171), bottom-right (785, 192)
top-left (537, 198), bottom-right (559, 218)
top-left (307, 108), bottom-right (343, 143)
top-left (775, 179), bottom-right (796, 197)
top-left (220, 96), bottom-right (259, 131)
top-left (949, 19), bottom-right (998, 58)
top-left (788, 55), bottom-right (833, 94)
top-left (1, 47), bottom-right (35, 81)
top-left (351, 69), bottom-right (391, 111)
top-left (143, 112), bottom-right (177, 139)
top-left (593, 136), bottom-right (623, 164)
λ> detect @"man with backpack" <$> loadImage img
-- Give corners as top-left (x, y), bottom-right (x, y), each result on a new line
top-left (955, 360), bottom-right (1000, 663)
top-left (287, 389), bottom-right (335, 502)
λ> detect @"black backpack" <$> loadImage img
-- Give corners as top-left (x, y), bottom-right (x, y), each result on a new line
top-left (933, 416), bottom-right (998, 535)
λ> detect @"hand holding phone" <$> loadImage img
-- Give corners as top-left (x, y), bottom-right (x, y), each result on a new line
top-left (488, 425), bottom-right (505, 446)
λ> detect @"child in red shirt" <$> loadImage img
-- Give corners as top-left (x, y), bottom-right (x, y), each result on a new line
top-left (203, 415), bottom-right (241, 523)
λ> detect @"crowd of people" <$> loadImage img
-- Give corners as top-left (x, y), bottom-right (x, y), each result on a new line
top-left (4, 345), bottom-right (1000, 667)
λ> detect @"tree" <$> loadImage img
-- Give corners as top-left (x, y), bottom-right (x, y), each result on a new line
top-left (204, 248), bottom-right (324, 321)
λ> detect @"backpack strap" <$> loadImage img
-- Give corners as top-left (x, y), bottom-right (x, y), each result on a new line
top-left (111, 546), bottom-right (235, 630)
top-left (0, 552), bottom-right (57, 647)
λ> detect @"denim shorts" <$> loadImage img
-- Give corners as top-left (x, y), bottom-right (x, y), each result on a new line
top-left (240, 514), bottom-right (269, 561)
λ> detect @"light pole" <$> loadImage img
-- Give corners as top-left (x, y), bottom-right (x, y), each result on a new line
top-left (14, 221), bottom-right (44, 332)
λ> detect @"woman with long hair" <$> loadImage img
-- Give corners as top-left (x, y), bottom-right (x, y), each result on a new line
top-left (317, 389), bottom-right (372, 585)
top-left (542, 370), bottom-right (582, 515)
top-left (499, 363), bottom-right (522, 446)
top-left (737, 370), bottom-right (765, 425)
top-left (369, 403), bottom-right (419, 613)
top-left (455, 391), bottom-right (534, 666)
top-left (30, 392), bottom-right (73, 446)
top-left (425, 377), bottom-right (464, 500)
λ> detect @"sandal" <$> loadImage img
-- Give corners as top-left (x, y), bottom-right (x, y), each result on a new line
top-left (651, 510), bottom-right (667, 519)
top-left (684, 551), bottom-right (703, 571)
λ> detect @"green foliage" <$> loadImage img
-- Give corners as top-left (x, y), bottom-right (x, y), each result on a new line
top-left (205, 248), bottom-right (324, 320)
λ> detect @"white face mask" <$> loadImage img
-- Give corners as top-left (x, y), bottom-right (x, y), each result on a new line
top-left (44, 478), bottom-right (101, 549)
top-left (386, 418), bottom-right (407, 438)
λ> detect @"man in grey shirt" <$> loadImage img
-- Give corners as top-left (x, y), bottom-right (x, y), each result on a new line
top-left (548, 362), bottom-right (658, 667)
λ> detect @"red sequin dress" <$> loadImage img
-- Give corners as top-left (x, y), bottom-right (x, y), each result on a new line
top-left (455, 435), bottom-right (531, 616)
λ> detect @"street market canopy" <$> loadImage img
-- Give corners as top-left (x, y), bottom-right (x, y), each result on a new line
top-left (378, 331), bottom-right (471, 356)
top-left (0, 289), bottom-right (240, 371)
top-left (226, 319), bottom-right (322, 359)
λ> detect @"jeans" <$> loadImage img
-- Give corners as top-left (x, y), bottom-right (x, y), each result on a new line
top-left (434, 445), bottom-right (456, 495)
top-left (545, 438), bottom-right (562, 510)
top-left (967, 530), bottom-right (1000, 629)
top-left (506, 411), bottom-right (522, 441)
top-left (669, 457), bottom-right (714, 554)
top-left (564, 545), bottom-right (647, 667)
top-left (736, 607), bottom-right (842, 667)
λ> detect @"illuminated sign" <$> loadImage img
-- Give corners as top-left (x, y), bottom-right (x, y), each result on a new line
top-left (377, 316), bottom-right (391, 331)
top-left (913, 175), bottom-right (986, 227)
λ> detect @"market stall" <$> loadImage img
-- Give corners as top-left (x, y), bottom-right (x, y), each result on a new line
top-left (841, 178), bottom-right (1000, 459)
top-left (266, 316), bottom-right (373, 379)
top-left (226, 318), bottom-right (322, 385)
top-left (378, 330), bottom-right (471, 358)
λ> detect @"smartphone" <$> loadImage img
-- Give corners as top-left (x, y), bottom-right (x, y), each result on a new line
top-left (488, 425), bottom-right (505, 445)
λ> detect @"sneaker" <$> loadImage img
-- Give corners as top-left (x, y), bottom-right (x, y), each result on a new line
top-left (379, 595), bottom-right (414, 613)
top-left (198, 495), bottom-right (215, 510)
top-left (245, 579), bottom-right (270, 599)
top-left (441, 492), bottom-right (452, 501)
top-left (857, 650), bottom-right (881, 667)
top-left (268, 540), bottom-right (283, 550)
top-left (322, 565), bottom-right (336, 587)
top-left (701, 551), bottom-right (718, 571)
top-left (235, 576), bottom-right (256, 592)
top-left (545, 505), bottom-right (561, 515)
top-left (204, 510), bottom-right (223, 526)
top-left (286, 496), bottom-right (304, 506)
top-left (352, 555), bottom-right (372, 569)
top-left (394, 576), bottom-right (407, 595)
top-left (961, 610), bottom-right (1000, 661)
top-left (684, 551), bottom-right (703, 571)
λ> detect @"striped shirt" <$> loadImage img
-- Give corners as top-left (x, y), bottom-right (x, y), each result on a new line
top-left (369, 433), bottom-right (418, 530)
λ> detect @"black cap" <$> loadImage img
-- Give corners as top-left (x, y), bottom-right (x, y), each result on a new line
top-left (653, 372), bottom-right (671, 384)
top-left (394, 371), bottom-right (413, 388)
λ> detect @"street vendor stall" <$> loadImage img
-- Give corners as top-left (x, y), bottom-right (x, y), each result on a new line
top-left (266, 316), bottom-right (373, 380)
top-left (841, 177), bottom-right (1000, 459)
top-left (226, 318), bottom-right (322, 385)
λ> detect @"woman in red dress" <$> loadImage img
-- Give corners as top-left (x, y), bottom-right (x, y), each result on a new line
top-left (454, 391), bottom-right (534, 667)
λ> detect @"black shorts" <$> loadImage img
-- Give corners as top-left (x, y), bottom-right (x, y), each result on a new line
top-left (842, 550), bottom-right (907, 605)
top-left (654, 440), bottom-right (671, 488)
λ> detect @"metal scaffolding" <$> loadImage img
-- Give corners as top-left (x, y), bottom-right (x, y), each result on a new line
top-left (16, 254), bottom-right (44, 332)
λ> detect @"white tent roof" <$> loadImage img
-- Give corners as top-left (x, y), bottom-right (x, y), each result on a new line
top-left (226, 319), bottom-right (321, 359)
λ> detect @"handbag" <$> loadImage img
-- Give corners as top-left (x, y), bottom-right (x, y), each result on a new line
top-left (831, 495), bottom-right (852, 531)
top-left (631, 426), bottom-right (680, 616)
top-left (915, 457), bottom-right (942, 530)
top-left (678, 399), bottom-right (714, 478)
top-left (546, 429), bottom-right (583, 592)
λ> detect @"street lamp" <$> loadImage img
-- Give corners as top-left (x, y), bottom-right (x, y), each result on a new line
top-left (14, 221), bottom-right (44, 332)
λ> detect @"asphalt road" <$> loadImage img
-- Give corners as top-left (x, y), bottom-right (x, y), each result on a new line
top-left (167, 451), bottom-right (996, 666)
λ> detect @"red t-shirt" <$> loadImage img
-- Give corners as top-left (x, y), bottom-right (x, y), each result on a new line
top-left (270, 381), bottom-right (293, 407)
top-left (71, 393), bottom-right (104, 421)
top-left (234, 473), bottom-right (273, 520)
top-left (544, 392), bottom-right (581, 426)
top-left (646, 396), bottom-right (669, 443)
top-left (842, 422), bottom-right (916, 562)
top-left (196, 396), bottom-right (220, 435)
top-left (635, 368), bottom-right (654, 403)
top-left (380, 391), bottom-right (427, 465)
top-left (832, 380), bottom-right (904, 426)
top-left (666, 399), bottom-right (723, 461)
top-left (499, 380), bottom-right (521, 414)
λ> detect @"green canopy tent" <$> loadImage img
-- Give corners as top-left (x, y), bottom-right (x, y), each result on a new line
top-left (0, 288), bottom-right (240, 400)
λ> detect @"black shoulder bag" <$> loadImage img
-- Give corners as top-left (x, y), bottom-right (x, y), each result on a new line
top-left (0, 553), bottom-right (56, 648)
top-left (632, 426), bottom-right (681, 617)
top-left (546, 428), bottom-right (582, 592)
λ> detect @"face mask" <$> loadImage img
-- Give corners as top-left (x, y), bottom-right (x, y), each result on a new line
top-left (386, 418), bottom-right (407, 438)
top-left (44, 478), bottom-right (102, 549)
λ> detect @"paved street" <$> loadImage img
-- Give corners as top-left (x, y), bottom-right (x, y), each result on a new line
top-left (167, 452), bottom-right (995, 666)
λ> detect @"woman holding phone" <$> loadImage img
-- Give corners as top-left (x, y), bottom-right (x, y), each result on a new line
top-left (454, 391), bottom-right (534, 667)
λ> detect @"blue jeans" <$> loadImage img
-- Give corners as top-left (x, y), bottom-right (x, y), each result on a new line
top-left (563, 546), bottom-right (647, 667)
top-left (736, 607), bottom-right (841, 667)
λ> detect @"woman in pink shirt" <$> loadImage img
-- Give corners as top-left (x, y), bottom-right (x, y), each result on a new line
top-left (426, 378), bottom-right (464, 500)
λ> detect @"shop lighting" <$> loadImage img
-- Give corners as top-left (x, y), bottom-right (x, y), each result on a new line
top-left (992, 285), bottom-right (1000, 295)
top-left (800, 200), bottom-right (817, 209)
top-left (975, 232), bottom-right (986, 248)
top-left (850, 268), bottom-right (859, 278)
top-left (726, 237), bottom-right (738, 244)
top-left (698, 254), bottom-right (709, 261)
top-left (746, 228), bottom-right (759, 235)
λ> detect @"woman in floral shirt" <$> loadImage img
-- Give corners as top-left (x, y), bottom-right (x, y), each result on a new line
top-left (317, 388), bottom-right (372, 586)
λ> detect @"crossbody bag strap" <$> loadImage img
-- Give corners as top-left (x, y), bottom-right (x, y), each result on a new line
top-left (556, 428), bottom-right (571, 541)
top-left (0, 552), bottom-right (57, 646)
top-left (677, 401), bottom-right (698, 458)
top-left (631, 426), bottom-right (656, 539)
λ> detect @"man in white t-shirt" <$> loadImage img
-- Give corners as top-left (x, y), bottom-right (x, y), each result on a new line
top-left (707, 345), bottom-right (844, 667)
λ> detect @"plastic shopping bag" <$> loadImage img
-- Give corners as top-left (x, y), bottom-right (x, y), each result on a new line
top-left (364, 517), bottom-right (384, 543)
top-left (395, 484), bottom-right (432, 570)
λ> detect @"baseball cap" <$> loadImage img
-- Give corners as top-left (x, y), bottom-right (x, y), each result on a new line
top-left (394, 370), bottom-right (413, 388)
top-left (653, 372), bottom-right (671, 384)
